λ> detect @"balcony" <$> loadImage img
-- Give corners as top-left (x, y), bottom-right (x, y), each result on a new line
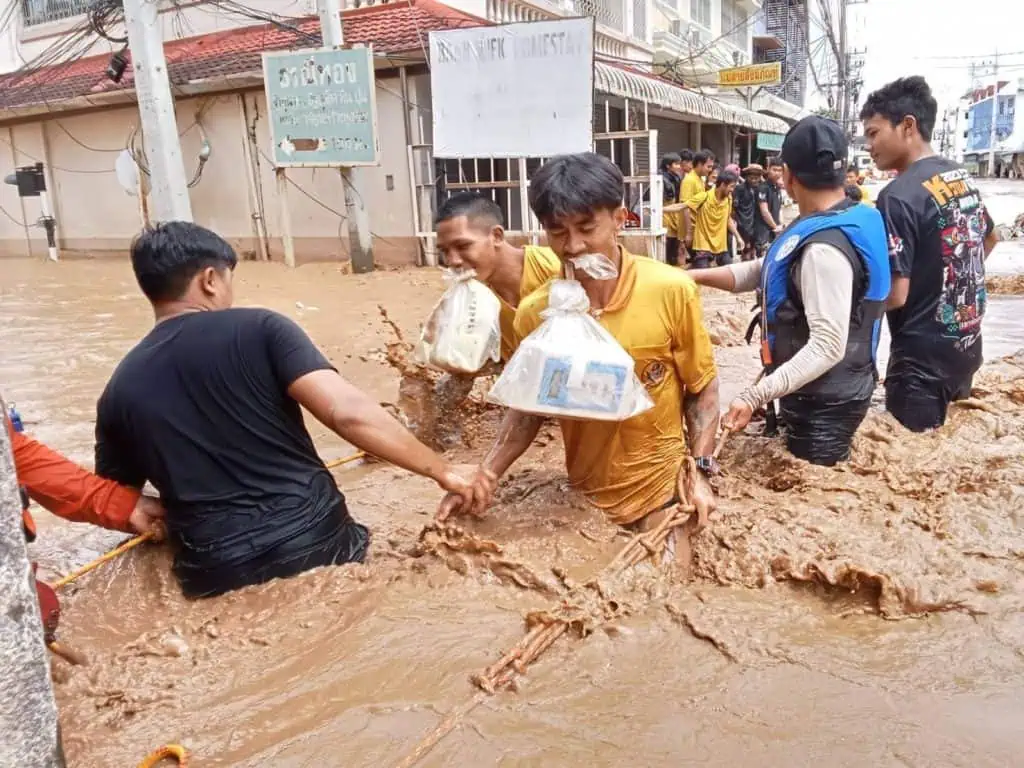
top-left (652, 22), bottom-right (749, 82)
top-left (346, 0), bottom-right (653, 60)
top-left (21, 0), bottom-right (90, 26)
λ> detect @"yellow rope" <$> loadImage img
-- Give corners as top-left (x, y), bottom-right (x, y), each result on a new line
top-left (136, 744), bottom-right (188, 767)
top-left (325, 451), bottom-right (367, 470)
top-left (51, 532), bottom-right (155, 589)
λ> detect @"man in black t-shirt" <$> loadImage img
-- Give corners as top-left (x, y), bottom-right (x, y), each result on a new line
top-left (96, 222), bottom-right (492, 597)
top-left (753, 158), bottom-right (784, 257)
top-left (861, 76), bottom-right (999, 431)
top-left (732, 164), bottom-right (762, 261)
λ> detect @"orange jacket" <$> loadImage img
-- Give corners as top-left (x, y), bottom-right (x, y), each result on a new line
top-left (6, 417), bottom-right (139, 532)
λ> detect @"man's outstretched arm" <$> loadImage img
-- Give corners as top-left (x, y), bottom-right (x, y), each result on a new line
top-left (289, 370), bottom-right (494, 513)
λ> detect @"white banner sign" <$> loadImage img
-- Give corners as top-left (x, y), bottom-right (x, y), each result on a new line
top-left (429, 18), bottom-right (595, 159)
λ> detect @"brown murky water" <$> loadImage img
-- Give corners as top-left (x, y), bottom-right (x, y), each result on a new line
top-left (3, 258), bottom-right (1024, 768)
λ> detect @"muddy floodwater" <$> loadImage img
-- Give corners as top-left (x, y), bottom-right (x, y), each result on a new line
top-left (2, 256), bottom-right (1024, 768)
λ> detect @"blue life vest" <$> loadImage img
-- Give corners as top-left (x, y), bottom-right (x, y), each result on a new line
top-left (761, 202), bottom-right (890, 401)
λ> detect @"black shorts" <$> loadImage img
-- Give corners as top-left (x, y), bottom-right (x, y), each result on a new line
top-left (885, 375), bottom-right (973, 432)
top-left (778, 395), bottom-right (872, 466)
top-left (665, 237), bottom-right (681, 267)
top-left (176, 500), bottom-right (370, 598)
top-left (691, 251), bottom-right (732, 269)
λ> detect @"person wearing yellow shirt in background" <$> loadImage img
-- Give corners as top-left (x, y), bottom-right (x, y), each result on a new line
top-left (429, 193), bottom-right (561, 443)
top-left (438, 152), bottom-right (721, 551)
top-left (676, 149), bottom-right (716, 263)
top-left (690, 169), bottom-right (743, 269)
top-left (846, 166), bottom-right (873, 205)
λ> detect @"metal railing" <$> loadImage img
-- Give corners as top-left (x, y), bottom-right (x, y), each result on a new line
top-left (21, 0), bottom-right (91, 26)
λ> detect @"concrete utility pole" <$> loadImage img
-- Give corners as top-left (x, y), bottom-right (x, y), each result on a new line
top-left (318, 0), bottom-right (375, 273)
top-left (123, 0), bottom-right (193, 222)
top-left (837, 0), bottom-right (848, 130)
top-left (988, 51), bottom-right (999, 177)
top-left (0, 419), bottom-right (66, 768)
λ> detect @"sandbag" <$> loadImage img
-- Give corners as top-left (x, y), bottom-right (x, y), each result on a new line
top-left (413, 269), bottom-right (501, 374)
top-left (487, 279), bottom-right (653, 421)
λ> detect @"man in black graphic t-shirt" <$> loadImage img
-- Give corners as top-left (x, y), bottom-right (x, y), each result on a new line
top-left (861, 77), bottom-right (999, 431)
top-left (97, 222), bottom-right (493, 597)
top-left (753, 158), bottom-right (784, 257)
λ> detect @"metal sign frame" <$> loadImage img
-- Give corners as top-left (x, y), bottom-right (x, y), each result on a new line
top-left (429, 17), bottom-right (596, 160)
top-left (717, 61), bottom-right (783, 89)
top-left (261, 46), bottom-right (380, 168)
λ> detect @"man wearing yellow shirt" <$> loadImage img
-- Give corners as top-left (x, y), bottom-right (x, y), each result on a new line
top-left (846, 166), bottom-right (873, 206)
top-left (438, 152), bottom-right (721, 540)
top-left (690, 169), bottom-right (743, 269)
top-left (675, 149), bottom-right (715, 261)
top-left (434, 192), bottom-right (561, 362)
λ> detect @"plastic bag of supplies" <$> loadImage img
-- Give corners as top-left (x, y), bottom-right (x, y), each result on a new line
top-left (412, 269), bottom-right (502, 374)
top-left (486, 279), bottom-right (654, 421)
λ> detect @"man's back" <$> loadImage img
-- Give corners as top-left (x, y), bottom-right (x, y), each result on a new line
top-left (876, 155), bottom-right (990, 381)
top-left (96, 307), bottom-right (367, 596)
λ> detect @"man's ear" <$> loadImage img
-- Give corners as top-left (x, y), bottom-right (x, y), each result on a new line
top-left (491, 224), bottom-right (506, 247)
top-left (613, 206), bottom-right (628, 230)
top-left (199, 266), bottom-right (219, 296)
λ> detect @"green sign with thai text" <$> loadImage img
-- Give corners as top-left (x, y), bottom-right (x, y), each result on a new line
top-left (756, 133), bottom-right (785, 152)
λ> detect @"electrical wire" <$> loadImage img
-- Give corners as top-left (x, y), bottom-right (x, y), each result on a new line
top-left (0, 203), bottom-right (29, 227)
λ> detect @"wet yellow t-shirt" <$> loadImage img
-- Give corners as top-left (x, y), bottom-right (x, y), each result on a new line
top-left (512, 249), bottom-right (718, 526)
top-left (497, 245), bottom-right (560, 361)
top-left (676, 170), bottom-right (709, 240)
top-left (692, 191), bottom-right (732, 254)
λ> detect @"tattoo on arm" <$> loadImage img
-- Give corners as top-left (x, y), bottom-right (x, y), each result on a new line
top-left (683, 377), bottom-right (720, 457)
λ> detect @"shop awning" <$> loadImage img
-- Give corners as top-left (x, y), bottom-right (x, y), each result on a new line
top-left (594, 61), bottom-right (790, 135)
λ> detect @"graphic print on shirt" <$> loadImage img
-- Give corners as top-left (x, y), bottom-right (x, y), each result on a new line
top-left (922, 168), bottom-right (987, 351)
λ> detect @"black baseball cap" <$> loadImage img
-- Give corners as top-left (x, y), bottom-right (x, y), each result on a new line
top-left (780, 116), bottom-right (848, 189)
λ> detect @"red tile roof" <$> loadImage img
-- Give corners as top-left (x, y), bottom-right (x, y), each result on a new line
top-left (0, 0), bottom-right (485, 111)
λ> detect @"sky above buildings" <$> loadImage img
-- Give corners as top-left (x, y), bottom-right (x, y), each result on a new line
top-left (858, 0), bottom-right (1024, 110)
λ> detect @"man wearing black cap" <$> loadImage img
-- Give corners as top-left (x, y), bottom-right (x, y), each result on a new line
top-left (689, 116), bottom-right (891, 465)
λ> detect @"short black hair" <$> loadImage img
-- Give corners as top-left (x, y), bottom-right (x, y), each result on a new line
top-left (528, 152), bottom-right (623, 224)
top-left (847, 165), bottom-right (859, 174)
top-left (716, 169), bottom-right (739, 187)
top-left (767, 156), bottom-right (784, 169)
top-left (679, 149), bottom-right (695, 163)
top-left (435, 191), bottom-right (504, 229)
top-left (859, 75), bottom-right (937, 141)
top-left (130, 221), bottom-right (238, 303)
top-left (694, 150), bottom-right (714, 166)
top-left (845, 183), bottom-right (864, 202)
top-left (659, 152), bottom-right (682, 172)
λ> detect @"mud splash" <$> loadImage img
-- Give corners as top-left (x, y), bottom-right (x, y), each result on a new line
top-left (3, 259), bottom-right (1024, 767)
top-left (987, 274), bottom-right (1024, 294)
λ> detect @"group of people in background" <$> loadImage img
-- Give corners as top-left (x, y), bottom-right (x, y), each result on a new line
top-left (659, 149), bottom-right (784, 269)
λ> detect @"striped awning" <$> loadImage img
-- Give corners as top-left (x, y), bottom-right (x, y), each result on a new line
top-left (594, 61), bottom-right (790, 135)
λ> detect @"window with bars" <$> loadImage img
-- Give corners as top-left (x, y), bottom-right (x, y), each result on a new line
top-left (690, 0), bottom-right (711, 29)
top-left (721, 0), bottom-right (748, 48)
top-left (22, 0), bottom-right (90, 26)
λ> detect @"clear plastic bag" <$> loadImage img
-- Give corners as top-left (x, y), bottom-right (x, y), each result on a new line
top-left (487, 279), bottom-right (654, 421)
top-left (412, 269), bottom-right (502, 374)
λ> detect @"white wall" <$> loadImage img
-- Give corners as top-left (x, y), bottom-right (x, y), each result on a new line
top-left (0, 74), bottom-right (422, 265)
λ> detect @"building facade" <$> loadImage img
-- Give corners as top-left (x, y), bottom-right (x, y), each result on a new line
top-left (964, 80), bottom-right (1020, 177)
top-left (0, 0), bottom-right (790, 264)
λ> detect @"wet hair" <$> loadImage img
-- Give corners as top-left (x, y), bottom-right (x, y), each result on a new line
top-left (859, 75), bottom-right (937, 141)
top-left (845, 183), bottom-right (864, 202)
top-left (679, 149), bottom-right (695, 163)
top-left (435, 191), bottom-right (504, 230)
top-left (716, 169), bottom-right (739, 187)
top-left (693, 149), bottom-right (714, 167)
top-left (528, 152), bottom-right (624, 224)
top-left (131, 221), bottom-right (238, 303)
top-left (659, 152), bottom-right (682, 172)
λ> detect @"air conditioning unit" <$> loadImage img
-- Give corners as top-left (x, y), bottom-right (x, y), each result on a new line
top-left (732, 50), bottom-right (748, 65)
top-left (670, 20), bottom-right (704, 46)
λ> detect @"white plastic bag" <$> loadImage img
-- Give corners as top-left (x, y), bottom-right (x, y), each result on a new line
top-left (412, 269), bottom-right (502, 374)
top-left (486, 279), bottom-right (654, 421)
